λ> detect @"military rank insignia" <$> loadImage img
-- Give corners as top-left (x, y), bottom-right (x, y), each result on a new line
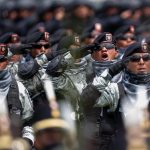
top-left (141, 42), bottom-right (148, 52)
top-left (74, 35), bottom-right (80, 45)
top-left (0, 44), bottom-right (7, 56)
top-left (106, 33), bottom-right (112, 42)
top-left (11, 34), bottom-right (20, 43)
top-left (44, 32), bottom-right (50, 42)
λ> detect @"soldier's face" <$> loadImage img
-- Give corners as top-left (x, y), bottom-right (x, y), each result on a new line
top-left (126, 53), bottom-right (150, 74)
top-left (117, 33), bottom-right (136, 48)
top-left (31, 41), bottom-right (50, 58)
top-left (92, 42), bottom-right (118, 61)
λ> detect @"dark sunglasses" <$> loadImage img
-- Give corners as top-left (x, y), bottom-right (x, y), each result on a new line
top-left (99, 43), bottom-right (116, 50)
top-left (33, 44), bottom-right (50, 49)
top-left (129, 54), bottom-right (150, 62)
top-left (120, 35), bottom-right (136, 41)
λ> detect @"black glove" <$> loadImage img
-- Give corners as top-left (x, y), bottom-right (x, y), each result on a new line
top-left (9, 44), bottom-right (32, 55)
top-left (46, 55), bottom-right (67, 77)
top-left (108, 60), bottom-right (125, 77)
top-left (69, 44), bottom-right (95, 59)
top-left (18, 60), bottom-right (40, 80)
top-left (80, 84), bottom-right (101, 113)
top-left (45, 50), bottom-right (59, 61)
top-left (58, 48), bottom-right (69, 55)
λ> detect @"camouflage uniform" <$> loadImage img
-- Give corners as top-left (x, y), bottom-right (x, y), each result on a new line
top-left (16, 53), bottom-right (48, 98)
top-left (64, 52), bottom-right (87, 94)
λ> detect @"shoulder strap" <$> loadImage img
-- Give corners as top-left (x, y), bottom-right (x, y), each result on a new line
top-left (85, 62), bottom-right (95, 84)
top-left (7, 78), bottom-right (23, 137)
top-left (7, 78), bottom-right (22, 116)
top-left (117, 82), bottom-right (125, 100)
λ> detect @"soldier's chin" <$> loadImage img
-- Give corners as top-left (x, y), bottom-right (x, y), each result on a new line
top-left (137, 70), bottom-right (148, 75)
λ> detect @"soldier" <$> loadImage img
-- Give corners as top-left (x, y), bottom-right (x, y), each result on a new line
top-left (88, 41), bottom-right (150, 149)
top-left (81, 22), bottom-right (103, 45)
top-left (85, 32), bottom-right (120, 83)
top-left (57, 35), bottom-right (87, 94)
top-left (0, 54), bottom-right (34, 147)
top-left (0, 91), bottom-right (30, 150)
top-left (43, 55), bottom-right (80, 113)
top-left (44, 56), bottom-right (84, 142)
top-left (79, 32), bottom-right (119, 150)
top-left (24, 31), bottom-right (51, 61)
top-left (16, 31), bottom-right (56, 99)
top-left (114, 25), bottom-right (137, 55)
top-left (0, 32), bottom-right (23, 75)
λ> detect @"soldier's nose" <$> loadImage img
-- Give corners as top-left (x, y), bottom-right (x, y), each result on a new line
top-left (139, 58), bottom-right (144, 64)
top-left (101, 47), bottom-right (107, 51)
top-left (41, 46), bottom-right (46, 52)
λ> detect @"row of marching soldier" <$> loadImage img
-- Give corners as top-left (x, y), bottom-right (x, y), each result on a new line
top-left (0, 0), bottom-right (150, 150)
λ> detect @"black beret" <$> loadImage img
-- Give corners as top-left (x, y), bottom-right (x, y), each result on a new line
top-left (46, 55), bottom-right (67, 76)
top-left (27, 23), bottom-right (46, 35)
top-left (9, 44), bottom-right (32, 55)
top-left (25, 31), bottom-right (49, 44)
top-left (123, 42), bottom-right (150, 59)
top-left (0, 32), bottom-right (20, 44)
top-left (57, 35), bottom-right (80, 50)
top-left (50, 29), bottom-right (67, 46)
top-left (114, 25), bottom-right (135, 40)
top-left (81, 22), bottom-right (102, 40)
top-left (93, 32), bottom-right (116, 45)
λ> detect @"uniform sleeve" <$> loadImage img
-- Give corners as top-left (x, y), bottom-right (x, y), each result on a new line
top-left (17, 81), bottom-right (33, 121)
top-left (92, 69), bottom-right (120, 112)
top-left (41, 74), bottom-right (56, 102)
top-left (92, 69), bottom-right (112, 90)
top-left (17, 81), bottom-right (34, 145)
top-left (18, 53), bottom-right (48, 80)
top-left (94, 83), bottom-right (120, 112)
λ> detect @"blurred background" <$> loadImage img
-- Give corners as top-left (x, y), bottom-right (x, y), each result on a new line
top-left (0, 0), bottom-right (149, 39)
